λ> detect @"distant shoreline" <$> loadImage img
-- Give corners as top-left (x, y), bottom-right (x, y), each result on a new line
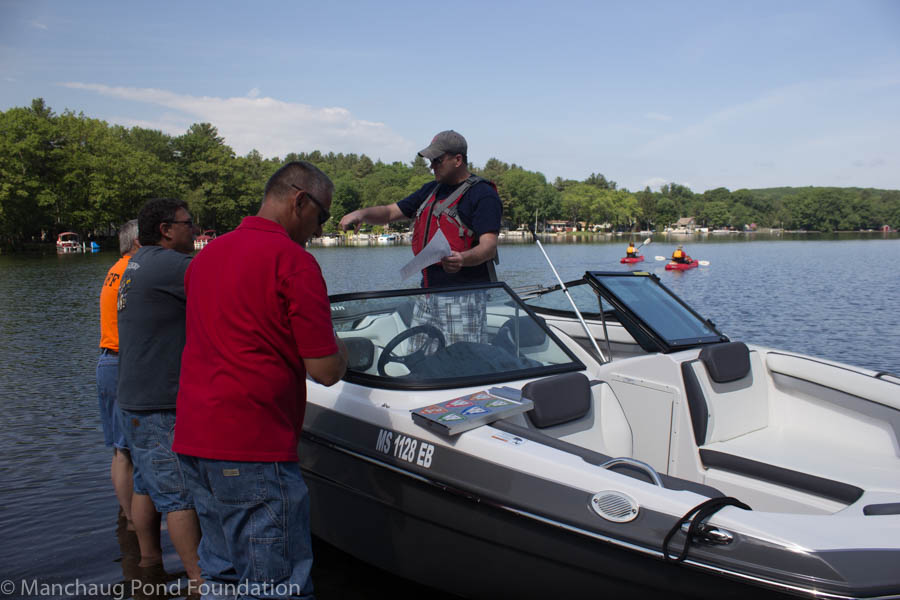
top-left (2, 229), bottom-right (896, 255)
top-left (306, 229), bottom-right (898, 247)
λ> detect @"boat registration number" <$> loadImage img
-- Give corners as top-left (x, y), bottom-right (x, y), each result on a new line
top-left (375, 429), bottom-right (434, 469)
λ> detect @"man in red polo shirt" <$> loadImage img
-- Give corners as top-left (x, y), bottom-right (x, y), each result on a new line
top-left (174, 161), bottom-right (347, 599)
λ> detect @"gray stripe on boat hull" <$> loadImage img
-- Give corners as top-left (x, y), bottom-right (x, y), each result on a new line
top-left (301, 404), bottom-right (900, 599)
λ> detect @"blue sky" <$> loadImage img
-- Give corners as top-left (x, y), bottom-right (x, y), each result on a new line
top-left (2, 0), bottom-right (898, 192)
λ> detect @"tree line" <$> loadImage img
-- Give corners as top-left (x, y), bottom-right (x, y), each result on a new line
top-left (2, 99), bottom-right (898, 248)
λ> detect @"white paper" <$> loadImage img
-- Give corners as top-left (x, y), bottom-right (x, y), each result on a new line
top-left (399, 229), bottom-right (451, 281)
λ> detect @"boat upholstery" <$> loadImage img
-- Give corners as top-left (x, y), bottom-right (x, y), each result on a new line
top-left (516, 372), bottom-right (633, 457)
top-left (495, 315), bottom-right (548, 351)
top-left (682, 344), bottom-right (900, 507)
top-left (344, 337), bottom-right (375, 372)
top-left (523, 372), bottom-right (591, 428)
top-left (698, 449), bottom-right (863, 505)
top-left (766, 352), bottom-right (900, 411)
top-left (491, 419), bottom-right (723, 497)
top-left (685, 345), bottom-right (769, 444)
top-left (681, 363), bottom-right (708, 446)
top-left (863, 502), bottom-right (900, 515)
top-left (700, 341), bottom-right (751, 383)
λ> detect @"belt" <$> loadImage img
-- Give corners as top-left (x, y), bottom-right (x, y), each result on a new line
top-left (101, 348), bottom-right (118, 355)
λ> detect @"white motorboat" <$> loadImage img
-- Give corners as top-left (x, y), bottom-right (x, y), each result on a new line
top-left (56, 231), bottom-right (82, 253)
top-left (193, 229), bottom-right (216, 250)
top-left (377, 232), bottom-right (400, 243)
top-left (300, 271), bottom-right (900, 599)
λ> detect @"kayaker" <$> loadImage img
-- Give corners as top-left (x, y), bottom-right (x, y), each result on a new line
top-left (672, 245), bottom-right (690, 264)
top-left (626, 242), bottom-right (638, 258)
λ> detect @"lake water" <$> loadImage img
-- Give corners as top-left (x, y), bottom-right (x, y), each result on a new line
top-left (1, 233), bottom-right (898, 599)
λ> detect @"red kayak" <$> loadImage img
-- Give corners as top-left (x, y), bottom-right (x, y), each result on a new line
top-left (665, 258), bottom-right (698, 270)
top-left (620, 255), bottom-right (645, 264)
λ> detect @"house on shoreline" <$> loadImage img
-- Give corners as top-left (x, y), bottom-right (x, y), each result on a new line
top-left (670, 216), bottom-right (697, 232)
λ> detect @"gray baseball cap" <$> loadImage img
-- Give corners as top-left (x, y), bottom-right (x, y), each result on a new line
top-left (418, 130), bottom-right (467, 160)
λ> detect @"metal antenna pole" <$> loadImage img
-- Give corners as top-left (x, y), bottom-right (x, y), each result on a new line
top-left (529, 226), bottom-right (607, 363)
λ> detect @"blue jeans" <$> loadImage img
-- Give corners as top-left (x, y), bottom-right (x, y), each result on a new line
top-left (119, 408), bottom-right (193, 512)
top-left (96, 350), bottom-right (127, 449)
top-left (180, 457), bottom-right (315, 600)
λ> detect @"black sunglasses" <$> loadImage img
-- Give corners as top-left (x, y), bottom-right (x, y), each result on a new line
top-left (430, 155), bottom-right (448, 168)
top-left (166, 219), bottom-right (194, 228)
top-left (291, 184), bottom-right (330, 226)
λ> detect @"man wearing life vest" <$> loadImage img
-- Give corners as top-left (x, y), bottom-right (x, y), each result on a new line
top-left (672, 245), bottom-right (690, 263)
top-left (626, 242), bottom-right (637, 258)
top-left (339, 130), bottom-right (502, 288)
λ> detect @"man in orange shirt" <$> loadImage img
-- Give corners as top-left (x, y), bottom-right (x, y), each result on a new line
top-left (97, 219), bottom-right (140, 524)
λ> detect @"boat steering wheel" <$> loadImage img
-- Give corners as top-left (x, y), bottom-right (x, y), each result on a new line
top-left (377, 325), bottom-right (446, 377)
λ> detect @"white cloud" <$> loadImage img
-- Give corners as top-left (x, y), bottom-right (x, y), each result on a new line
top-left (30, 21), bottom-right (47, 30)
top-left (645, 112), bottom-right (672, 122)
top-left (247, 87), bottom-right (260, 98)
top-left (59, 82), bottom-right (416, 161)
top-left (110, 114), bottom-right (192, 137)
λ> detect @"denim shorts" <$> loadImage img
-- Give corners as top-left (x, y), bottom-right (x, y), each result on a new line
top-left (96, 350), bottom-right (127, 449)
top-left (180, 457), bottom-right (314, 600)
top-left (119, 408), bottom-right (194, 513)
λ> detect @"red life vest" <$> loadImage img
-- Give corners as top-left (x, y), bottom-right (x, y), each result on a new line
top-left (411, 175), bottom-right (497, 286)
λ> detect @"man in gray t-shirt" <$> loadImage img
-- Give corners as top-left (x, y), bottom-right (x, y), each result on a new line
top-left (116, 197), bottom-right (201, 586)
top-left (118, 244), bottom-right (191, 410)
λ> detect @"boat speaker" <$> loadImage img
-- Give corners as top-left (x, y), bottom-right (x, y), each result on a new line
top-left (589, 491), bottom-right (639, 523)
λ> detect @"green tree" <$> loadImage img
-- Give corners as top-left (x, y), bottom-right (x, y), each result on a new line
top-left (480, 158), bottom-right (510, 182)
top-left (326, 175), bottom-right (362, 232)
top-left (656, 197), bottom-right (679, 228)
top-left (560, 183), bottom-right (602, 228)
top-left (607, 190), bottom-right (640, 230)
top-left (174, 123), bottom-right (238, 230)
top-left (700, 201), bottom-right (731, 228)
top-left (636, 186), bottom-right (657, 229)
top-left (410, 154), bottom-right (430, 176)
top-left (585, 172), bottom-right (616, 190)
top-left (0, 102), bottom-right (62, 244)
top-left (231, 150), bottom-right (280, 226)
top-left (496, 168), bottom-right (557, 228)
top-left (3, 98), bottom-right (899, 247)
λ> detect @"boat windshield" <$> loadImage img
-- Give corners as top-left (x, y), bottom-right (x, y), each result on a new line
top-left (585, 271), bottom-right (727, 352)
top-left (330, 283), bottom-right (585, 390)
top-left (521, 279), bottom-right (615, 317)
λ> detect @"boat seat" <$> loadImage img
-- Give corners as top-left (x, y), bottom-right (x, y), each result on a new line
top-left (682, 342), bottom-right (768, 445)
top-left (701, 341), bottom-right (751, 384)
top-left (682, 344), bottom-right (900, 503)
top-left (518, 372), bottom-right (633, 457)
top-left (494, 315), bottom-right (548, 356)
top-left (344, 337), bottom-right (375, 372)
top-left (491, 419), bottom-right (722, 497)
top-left (523, 371), bottom-right (591, 429)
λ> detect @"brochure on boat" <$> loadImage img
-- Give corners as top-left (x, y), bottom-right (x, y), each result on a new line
top-left (411, 388), bottom-right (534, 436)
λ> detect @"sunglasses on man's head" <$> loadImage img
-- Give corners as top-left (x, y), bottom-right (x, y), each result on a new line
top-left (291, 184), bottom-right (330, 226)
